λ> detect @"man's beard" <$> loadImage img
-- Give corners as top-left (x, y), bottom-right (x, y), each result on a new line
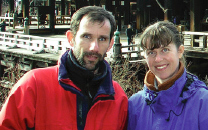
top-left (74, 50), bottom-right (104, 71)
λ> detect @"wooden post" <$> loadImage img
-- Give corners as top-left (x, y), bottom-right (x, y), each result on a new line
top-left (135, 36), bottom-right (142, 58)
top-left (203, 35), bottom-right (207, 50)
top-left (113, 29), bottom-right (122, 62)
top-left (0, 0), bottom-right (1, 16)
top-left (13, 13), bottom-right (17, 29)
top-left (190, 0), bottom-right (200, 31)
top-left (164, 0), bottom-right (173, 21)
top-left (190, 35), bottom-right (194, 47)
top-left (61, 0), bottom-right (65, 15)
top-left (49, 0), bottom-right (55, 31)
top-left (24, 17), bottom-right (29, 35)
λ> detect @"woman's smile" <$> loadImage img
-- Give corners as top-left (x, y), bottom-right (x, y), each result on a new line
top-left (155, 64), bottom-right (168, 70)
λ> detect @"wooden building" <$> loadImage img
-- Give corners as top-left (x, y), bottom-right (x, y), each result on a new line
top-left (0, 0), bottom-right (208, 34)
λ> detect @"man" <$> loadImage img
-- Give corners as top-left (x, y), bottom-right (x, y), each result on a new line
top-left (0, 6), bottom-right (128, 130)
top-left (125, 24), bottom-right (133, 50)
top-left (0, 21), bottom-right (8, 32)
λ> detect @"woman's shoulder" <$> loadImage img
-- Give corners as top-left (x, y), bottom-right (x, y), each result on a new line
top-left (187, 74), bottom-right (208, 99)
top-left (128, 89), bottom-right (145, 102)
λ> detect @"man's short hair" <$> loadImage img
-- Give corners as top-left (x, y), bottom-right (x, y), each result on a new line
top-left (70, 6), bottom-right (116, 40)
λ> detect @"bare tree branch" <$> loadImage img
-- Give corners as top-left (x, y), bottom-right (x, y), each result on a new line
top-left (155, 0), bottom-right (168, 13)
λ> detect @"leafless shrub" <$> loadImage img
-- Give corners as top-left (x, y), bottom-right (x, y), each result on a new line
top-left (0, 62), bottom-right (26, 109)
top-left (110, 58), bottom-right (146, 98)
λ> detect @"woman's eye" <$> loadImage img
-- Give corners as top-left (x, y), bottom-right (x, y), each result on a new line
top-left (162, 48), bottom-right (169, 52)
top-left (148, 51), bottom-right (155, 55)
top-left (146, 51), bottom-right (156, 58)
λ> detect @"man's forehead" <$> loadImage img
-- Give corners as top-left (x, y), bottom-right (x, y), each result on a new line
top-left (80, 16), bottom-right (110, 28)
top-left (81, 15), bottom-right (106, 24)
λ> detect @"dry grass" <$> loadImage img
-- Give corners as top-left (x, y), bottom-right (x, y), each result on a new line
top-left (110, 59), bottom-right (146, 98)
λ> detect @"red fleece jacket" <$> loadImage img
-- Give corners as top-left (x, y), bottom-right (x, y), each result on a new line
top-left (0, 66), bottom-right (128, 130)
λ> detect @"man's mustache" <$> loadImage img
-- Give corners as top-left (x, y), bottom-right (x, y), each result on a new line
top-left (83, 52), bottom-right (102, 59)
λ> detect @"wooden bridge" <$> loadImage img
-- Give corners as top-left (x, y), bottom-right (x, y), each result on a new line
top-left (0, 31), bottom-right (208, 88)
top-left (0, 15), bottom-right (71, 34)
top-left (0, 32), bottom-right (70, 88)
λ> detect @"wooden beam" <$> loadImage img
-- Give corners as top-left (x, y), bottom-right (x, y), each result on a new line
top-left (190, 0), bottom-right (200, 31)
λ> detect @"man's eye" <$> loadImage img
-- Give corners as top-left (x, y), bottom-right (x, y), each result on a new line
top-left (99, 37), bottom-right (106, 41)
top-left (83, 35), bottom-right (90, 39)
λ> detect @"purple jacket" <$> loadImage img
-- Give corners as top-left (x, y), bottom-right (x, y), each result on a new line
top-left (128, 70), bottom-right (208, 130)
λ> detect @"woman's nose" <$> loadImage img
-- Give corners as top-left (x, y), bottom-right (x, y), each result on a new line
top-left (154, 53), bottom-right (163, 62)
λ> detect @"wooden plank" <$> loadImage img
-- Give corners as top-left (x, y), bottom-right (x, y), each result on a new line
top-left (0, 47), bottom-right (58, 64)
top-left (0, 32), bottom-right (70, 54)
top-left (183, 31), bottom-right (208, 36)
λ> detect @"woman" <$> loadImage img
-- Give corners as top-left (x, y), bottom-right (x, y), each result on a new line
top-left (128, 21), bottom-right (208, 130)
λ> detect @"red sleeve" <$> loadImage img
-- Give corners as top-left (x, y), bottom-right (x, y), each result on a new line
top-left (112, 81), bottom-right (128, 130)
top-left (0, 70), bottom-right (37, 130)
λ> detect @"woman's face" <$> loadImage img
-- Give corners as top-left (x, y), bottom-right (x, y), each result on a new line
top-left (144, 40), bottom-right (184, 84)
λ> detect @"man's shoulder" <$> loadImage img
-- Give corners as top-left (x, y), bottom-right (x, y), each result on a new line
top-left (15, 65), bottom-right (58, 88)
top-left (112, 80), bottom-right (120, 87)
top-left (27, 65), bottom-right (58, 77)
top-left (112, 80), bottom-right (127, 97)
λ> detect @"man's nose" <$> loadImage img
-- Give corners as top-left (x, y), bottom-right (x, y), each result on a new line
top-left (89, 40), bottom-right (99, 52)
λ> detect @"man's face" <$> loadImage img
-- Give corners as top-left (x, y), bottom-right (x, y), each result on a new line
top-left (70, 16), bottom-right (113, 71)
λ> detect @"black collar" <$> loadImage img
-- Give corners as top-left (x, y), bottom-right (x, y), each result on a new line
top-left (66, 50), bottom-right (107, 98)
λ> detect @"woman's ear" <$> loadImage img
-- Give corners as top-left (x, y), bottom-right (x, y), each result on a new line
top-left (66, 30), bottom-right (74, 47)
top-left (178, 45), bottom-right (185, 58)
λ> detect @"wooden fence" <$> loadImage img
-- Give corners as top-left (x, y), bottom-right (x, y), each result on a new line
top-left (0, 32), bottom-right (71, 89)
top-left (0, 31), bottom-right (208, 62)
top-left (113, 31), bottom-right (208, 62)
top-left (183, 31), bottom-right (208, 49)
top-left (0, 32), bottom-right (70, 54)
top-left (0, 15), bottom-right (71, 29)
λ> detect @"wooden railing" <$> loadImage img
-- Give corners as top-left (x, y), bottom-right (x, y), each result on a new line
top-left (1, 31), bottom-right (208, 63)
top-left (113, 31), bottom-right (208, 63)
top-left (0, 15), bottom-right (71, 29)
top-left (182, 31), bottom-right (208, 49)
top-left (0, 16), bottom-right (15, 27)
top-left (55, 15), bottom-right (71, 25)
top-left (0, 32), bottom-right (71, 54)
top-left (28, 15), bottom-right (71, 27)
top-left (112, 31), bottom-right (144, 62)
top-left (120, 36), bottom-right (144, 61)
top-left (0, 32), bottom-right (71, 89)
top-left (181, 31), bottom-right (208, 59)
